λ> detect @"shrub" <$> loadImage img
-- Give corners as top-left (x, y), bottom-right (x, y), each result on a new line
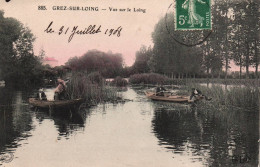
top-left (129, 73), bottom-right (169, 85)
top-left (111, 76), bottom-right (128, 87)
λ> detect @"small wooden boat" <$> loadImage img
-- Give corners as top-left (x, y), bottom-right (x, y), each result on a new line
top-left (145, 91), bottom-right (203, 103)
top-left (29, 98), bottom-right (83, 109)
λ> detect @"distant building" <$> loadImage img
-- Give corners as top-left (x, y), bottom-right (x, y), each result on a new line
top-left (43, 57), bottom-right (59, 67)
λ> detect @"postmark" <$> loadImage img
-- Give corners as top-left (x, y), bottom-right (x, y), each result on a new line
top-left (165, 3), bottom-right (212, 46)
top-left (0, 152), bottom-right (14, 163)
top-left (175, 0), bottom-right (211, 30)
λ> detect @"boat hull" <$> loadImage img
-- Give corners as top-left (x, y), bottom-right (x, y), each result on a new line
top-left (29, 98), bottom-right (83, 109)
top-left (145, 91), bottom-right (203, 103)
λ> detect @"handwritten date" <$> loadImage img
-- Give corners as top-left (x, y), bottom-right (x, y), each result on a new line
top-left (44, 21), bottom-right (122, 43)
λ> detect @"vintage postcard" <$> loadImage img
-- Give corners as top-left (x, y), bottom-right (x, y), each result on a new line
top-left (0, 0), bottom-right (259, 167)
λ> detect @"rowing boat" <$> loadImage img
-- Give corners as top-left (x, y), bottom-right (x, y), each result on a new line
top-left (29, 98), bottom-right (83, 109)
top-left (145, 91), bottom-right (203, 103)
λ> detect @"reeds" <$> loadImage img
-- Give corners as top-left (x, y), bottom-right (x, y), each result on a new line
top-left (66, 72), bottom-right (118, 105)
top-left (180, 82), bottom-right (259, 110)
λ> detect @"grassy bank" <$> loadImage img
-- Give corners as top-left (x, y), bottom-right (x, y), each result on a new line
top-left (129, 73), bottom-right (168, 85)
top-left (128, 73), bottom-right (260, 87)
top-left (168, 78), bottom-right (260, 87)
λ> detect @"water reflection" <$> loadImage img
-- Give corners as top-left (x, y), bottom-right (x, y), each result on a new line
top-left (0, 87), bottom-right (258, 167)
top-left (0, 87), bottom-right (90, 165)
top-left (0, 88), bottom-right (33, 156)
top-left (151, 101), bottom-right (258, 166)
top-left (34, 107), bottom-right (89, 139)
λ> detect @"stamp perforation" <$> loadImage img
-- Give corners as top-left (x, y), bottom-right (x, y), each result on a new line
top-left (175, 0), bottom-right (212, 31)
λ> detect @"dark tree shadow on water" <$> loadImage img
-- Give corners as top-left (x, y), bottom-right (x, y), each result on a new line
top-left (151, 104), bottom-right (259, 167)
top-left (0, 88), bottom-right (33, 163)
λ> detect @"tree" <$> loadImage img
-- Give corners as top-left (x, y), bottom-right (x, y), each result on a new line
top-left (252, 39), bottom-right (260, 79)
top-left (0, 10), bottom-right (22, 80)
top-left (12, 26), bottom-right (44, 85)
top-left (246, 1), bottom-right (260, 79)
top-left (132, 45), bottom-right (152, 73)
top-left (228, 0), bottom-right (259, 79)
top-left (150, 13), bottom-right (204, 78)
top-left (38, 48), bottom-right (46, 63)
top-left (0, 11), bottom-right (44, 87)
top-left (65, 50), bottom-right (124, 78)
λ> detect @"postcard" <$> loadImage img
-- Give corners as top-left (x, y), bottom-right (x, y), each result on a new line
top-left (0, 0), bottom-right (259, 166)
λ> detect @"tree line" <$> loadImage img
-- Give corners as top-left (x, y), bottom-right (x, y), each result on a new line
top-left (0, 11), bottom-right (47, 87)
top-left (0, 10), bottom-right (126, 87)
top-left (132, 0), bottom-right (259, 79)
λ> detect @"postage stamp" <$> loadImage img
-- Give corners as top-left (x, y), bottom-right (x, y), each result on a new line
top-left (175, 0), bottom-right (211, 30)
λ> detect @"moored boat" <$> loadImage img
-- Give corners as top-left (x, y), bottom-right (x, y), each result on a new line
top-left (145, 91), bottom-right (203, 103)
top-left (29, 98), bottom-right (83, 109)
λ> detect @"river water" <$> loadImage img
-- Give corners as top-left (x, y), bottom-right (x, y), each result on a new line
top-left (0, 87), bottom-right (258, 167)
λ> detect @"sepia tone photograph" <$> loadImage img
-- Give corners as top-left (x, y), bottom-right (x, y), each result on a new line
top-left (0, 0), bottom-right (259, 166)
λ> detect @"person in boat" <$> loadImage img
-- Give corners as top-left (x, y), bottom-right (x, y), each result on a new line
top-left (190, 88), bottom-right (211, 101)
top-left (41, 91), bottom-right (47, 101)
top-left (36, 88), bottom-right (47, 100)
top-left (156, 85), bottom-right (167, 96)
top-left (54, 78), bottom-right (68, 100)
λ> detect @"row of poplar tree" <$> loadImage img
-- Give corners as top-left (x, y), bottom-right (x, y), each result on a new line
top-left (132, 0), bottom-right (259, 79)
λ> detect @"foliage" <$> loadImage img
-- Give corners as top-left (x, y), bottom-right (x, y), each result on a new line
top-left (65, 50), bottom-right (123, 78)
top-left (149, 13), bottom-right (204, 77)
top-left (111, 76), bottom-right (128, 87)
top-left (0, 11), bottom-right (21, 81)
top-left (66, 72), bottom-right (118, 104)
top-left (137, 0), bottom-right (259, 79)
top-left (180, 81), bottom-right (259, 110)
top-left (38, 48), bottom-right (46, 62)
top-left (129, 73), bottom-right (169, 85)
top-left (132, 45), bottom-right (152, 73)
top-left (87, 72), bottom-right (103, 85)
top-left (0, 11), bottom-right (45, 87)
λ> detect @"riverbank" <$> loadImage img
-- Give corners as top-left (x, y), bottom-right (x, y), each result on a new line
top-left (133, 80), bottom-right (259, 111)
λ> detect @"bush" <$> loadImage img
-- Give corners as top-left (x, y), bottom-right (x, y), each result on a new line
top-left (111, 76), bottom-right (128, 87)
top-left (129, 73), bottom-right (169, 85)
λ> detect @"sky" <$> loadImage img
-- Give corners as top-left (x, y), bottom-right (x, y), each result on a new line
top-left (1, 0), bottom-right (173, 66)
top-left (0, 0), bottom-right (257, 72)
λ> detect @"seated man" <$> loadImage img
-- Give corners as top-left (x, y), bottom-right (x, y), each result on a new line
top-left (41, 91), bottom-right (47, 101)
top-left (156, 86), bottom-right (167, 96)
top-left (54, 79), bottom-right (67, 100)
top-left (190, 88), bottom-right (201, 101)
top-left (37, 88), bottom-right (47, 100)
top-left (190, 88), bottom-right (211, 101)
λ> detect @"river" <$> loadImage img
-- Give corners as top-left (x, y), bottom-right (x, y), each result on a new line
top-left (0, 87), bottom-right (258, 167)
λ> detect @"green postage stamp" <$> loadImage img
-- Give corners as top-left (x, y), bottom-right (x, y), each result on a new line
top-left (175, 0), bottom-right (211, 30)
